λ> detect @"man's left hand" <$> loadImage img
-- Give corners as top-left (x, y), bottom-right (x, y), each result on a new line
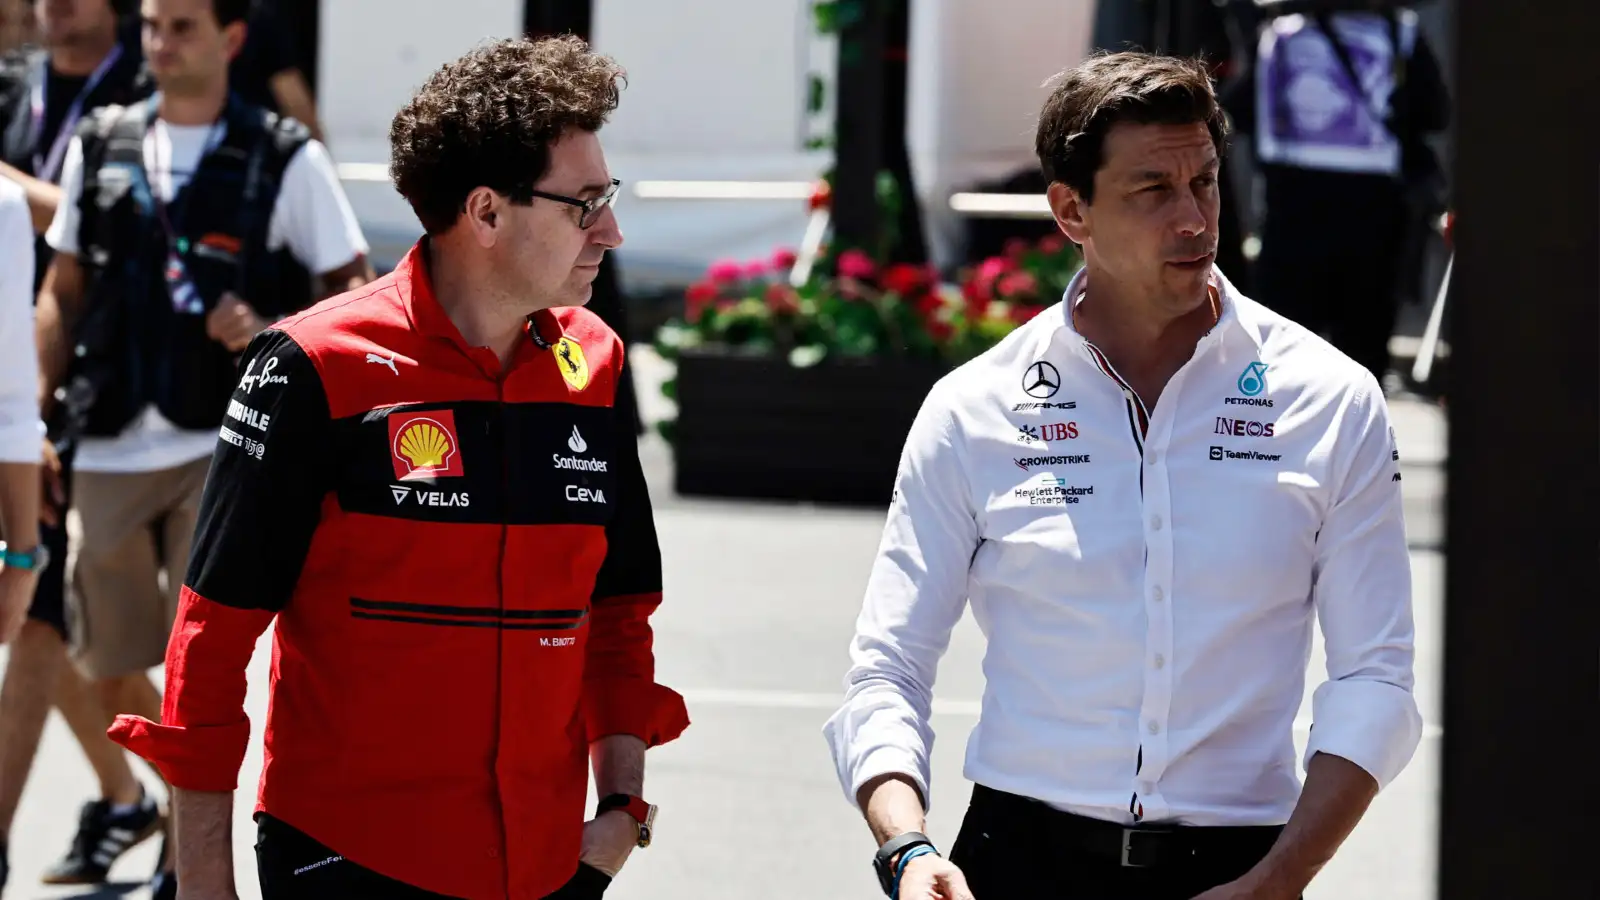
top-left (206, 292), bottom-right (269, 353)
top-left (578, 809), bottom-right (636, 877)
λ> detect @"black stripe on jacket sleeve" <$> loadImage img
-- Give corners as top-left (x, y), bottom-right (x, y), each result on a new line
top-left (184, 328), bottom-right (331, 612)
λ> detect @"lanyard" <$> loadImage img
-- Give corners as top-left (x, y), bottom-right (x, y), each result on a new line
top-left (27, 44), bottom-right (124, 183)
top-left (143, 93), bottom-right (228, 252)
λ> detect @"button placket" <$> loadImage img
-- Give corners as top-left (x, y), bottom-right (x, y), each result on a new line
top-left (1137, 415), bottom-right (1178, 808)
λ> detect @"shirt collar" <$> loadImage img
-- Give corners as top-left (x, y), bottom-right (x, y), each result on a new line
top-left (397, 238), bottom-right (564, 356)
top-left (1055, 264), bottom-right (1266, 357)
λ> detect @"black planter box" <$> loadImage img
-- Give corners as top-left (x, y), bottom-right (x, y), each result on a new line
top-left (672, 347), bottom-right (949, 506)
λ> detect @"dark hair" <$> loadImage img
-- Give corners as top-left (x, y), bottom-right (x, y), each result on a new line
top-left (211, 0), bottom-right (251, 27)
top-left (1035, 51), bottom-right (1228, 204)
top-left (389, 35), bottom-right (626, 234)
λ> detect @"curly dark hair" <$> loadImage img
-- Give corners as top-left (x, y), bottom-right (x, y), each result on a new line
top-left (389, 35), bottom-right (627, 234)
top-left (1035, 51), bottom-right (1228, 204)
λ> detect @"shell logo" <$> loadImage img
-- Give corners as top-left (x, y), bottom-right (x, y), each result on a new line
top-left (387, 410), bottom-right (465, 479)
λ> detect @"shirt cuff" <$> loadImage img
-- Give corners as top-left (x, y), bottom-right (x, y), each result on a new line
top-left (839, 743), bottom-right (932, 815)
top-left (582, 679), bottom-right (690, 748)
top-left (107, 715), bottom-right (250, 792)
top-left (1302, 677), bottom-right (1424, 790)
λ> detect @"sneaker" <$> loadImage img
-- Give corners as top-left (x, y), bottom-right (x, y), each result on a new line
top-left (39, 793), bottom-right (163, 885)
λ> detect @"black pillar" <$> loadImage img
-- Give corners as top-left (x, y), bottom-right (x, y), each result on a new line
top-left (1441, 0), bottom-right (1599, 898)
top-left (831, 0), bottom-right (926, 264)
top-left (274, 0), bottom-right (321, 96)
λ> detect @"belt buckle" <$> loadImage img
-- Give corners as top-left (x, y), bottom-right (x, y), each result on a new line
top-left (1119, 826), bottom-right (1175, 868)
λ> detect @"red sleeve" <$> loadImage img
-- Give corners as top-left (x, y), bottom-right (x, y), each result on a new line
top-left (108, 329), bottom-right (330, 789)
top-left (109, 591), bottom-right (274, 791)
top-left (582, 341), bottom-right (689, 747)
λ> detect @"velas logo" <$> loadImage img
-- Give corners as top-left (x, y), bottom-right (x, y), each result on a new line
top-left (555, 336), bottom-right (590, 391)
top-left (1237, 361), bottom-right (1268, 397)
top-left (388, 410), bottom-right (465, 480)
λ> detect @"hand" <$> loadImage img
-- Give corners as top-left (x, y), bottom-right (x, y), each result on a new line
top-left (896, 854), bottom-right (975, 900)
top-left (578, 809), bottom-right (637, 878)
top-left (0, 563), bottom-right (40, 644)
top-left (206, 292), bottom-right (268, 353)
top-left (40, 437), bottom-right (65, 528)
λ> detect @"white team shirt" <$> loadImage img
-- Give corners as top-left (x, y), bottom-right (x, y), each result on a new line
top-left (45, 119), bottom-right (369, 473)
top-left (0, 177), bottom-right (42, 464)
top-left (823, 266), bottom-right (1421, 827)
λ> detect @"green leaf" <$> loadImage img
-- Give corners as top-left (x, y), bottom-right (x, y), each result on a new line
top-left (808, 73), bottom-right (827, 113)
top-left (655, 419), bottom-right (676, 445)
top-left (804, 135), bottom-right (834, 150)
top-left (659, 377), bottom-right (677, 402)
top-left (812, 1), bottom-right (841, 32)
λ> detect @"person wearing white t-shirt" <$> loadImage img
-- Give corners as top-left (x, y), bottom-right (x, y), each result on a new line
top-left (32, 1), bottom-right (371, 896)
top-left (825, 53), bottom-right (1418, 900)
top-left (0, 176), bottom-right (45, 646)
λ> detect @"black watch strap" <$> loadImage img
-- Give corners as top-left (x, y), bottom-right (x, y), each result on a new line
top-left (873, 830), bottom-right (936, 896)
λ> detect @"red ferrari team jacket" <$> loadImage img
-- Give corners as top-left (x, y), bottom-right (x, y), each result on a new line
top-left (109, 241), bottom-right (690, 899)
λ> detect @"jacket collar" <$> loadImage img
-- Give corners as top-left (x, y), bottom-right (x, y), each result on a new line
top-left (396, 239), bottom-right (564, 357)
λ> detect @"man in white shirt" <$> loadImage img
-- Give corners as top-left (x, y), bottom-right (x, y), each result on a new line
top-left (824, 51), bottom-right (1419, 900)
top-left (32, 0), bottom-right (370, 896)
top-left (0, 175), bottom-right (45, 646)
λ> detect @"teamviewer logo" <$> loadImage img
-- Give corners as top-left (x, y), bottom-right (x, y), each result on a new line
top-left (1209, 446), bottom-right (1224, 461)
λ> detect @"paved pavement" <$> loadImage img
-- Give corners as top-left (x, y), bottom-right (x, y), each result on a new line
top-left (0, 348), bottom-right (1447, 900)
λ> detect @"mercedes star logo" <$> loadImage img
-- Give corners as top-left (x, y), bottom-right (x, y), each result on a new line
top-left (1022, 361), bottom-right (1061, 399)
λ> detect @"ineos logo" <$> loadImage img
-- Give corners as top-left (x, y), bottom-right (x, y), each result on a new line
top-left (1022, 361), bottom-right (1060, 399)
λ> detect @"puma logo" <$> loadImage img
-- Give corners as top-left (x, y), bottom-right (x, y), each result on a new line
top-left (365, 352), bottom-right (399, 376)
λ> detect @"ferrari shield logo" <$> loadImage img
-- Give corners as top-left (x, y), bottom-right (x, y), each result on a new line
top-left (554, 336), bottom-right (590, 391)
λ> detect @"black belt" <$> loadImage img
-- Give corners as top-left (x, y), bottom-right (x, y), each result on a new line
top-left (969, 784), bottom-right (1284, 869)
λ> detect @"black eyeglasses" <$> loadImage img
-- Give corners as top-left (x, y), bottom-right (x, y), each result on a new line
top-left (524, 178), bottom-right (622, 229)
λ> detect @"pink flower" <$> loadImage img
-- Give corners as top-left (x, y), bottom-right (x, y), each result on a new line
top-left (770, 247), bottom-right (799, 271)
top-left (685, 281), bottom-right (719, 323)
top-left (1012, 304), bottom-right (1046, 324)
top-left (997, 271), bottom-right (1039, 300)
top-left (882, 263), bottom-right (929, 298)
top-left (1039, 233), bottom-right (1068, 255)
top-left (707, 258), bottom-right (743, 284)
top-left (977, 256), bottom-right (1014, 283)
top-left (765, 283), bottom-right (800, 314)
top-left (1004, 237), bottom-right (1030, 261)
top-left (836, 249), bottom-right (877, 280)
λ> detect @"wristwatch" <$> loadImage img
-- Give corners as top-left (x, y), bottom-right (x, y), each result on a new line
top-left (0, 543), bottom-right (49, 572)
top-left (873, 831), bottom-right (937, 896)
top-left (595, 793), bottom-right (657, 848)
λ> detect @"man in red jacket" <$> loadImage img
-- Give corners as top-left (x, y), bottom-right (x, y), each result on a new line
top-left (107, 35), bottom-right (689, 900)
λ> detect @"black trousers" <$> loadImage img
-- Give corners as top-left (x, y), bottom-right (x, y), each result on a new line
top-left (255, 814), bottom-right (611, 899)
top-left (947, 785), bottom-right (1296, 900)
top-left (1253, 164), bottom-right (1409, 385)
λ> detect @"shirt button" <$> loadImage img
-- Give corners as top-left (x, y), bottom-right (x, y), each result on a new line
top-left (1148, 721), bottom-right (1161, 735)
top-left (1140, 780), bottom-right (1155, 794)
top-left (1151, 515), bottom-right (1163, 531)
top-left (1148, 451), bottom-right (1158, 465)
top-left (1152, 586), bottom-right (1165, 602)
top-left (1153, 654), bottom-right (1165, 669)
top-left (488, 847), bottom-right (499, 858)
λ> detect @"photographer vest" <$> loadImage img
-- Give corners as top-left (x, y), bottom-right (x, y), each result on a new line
top-left (64, 94), bottom-right (313, 439)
